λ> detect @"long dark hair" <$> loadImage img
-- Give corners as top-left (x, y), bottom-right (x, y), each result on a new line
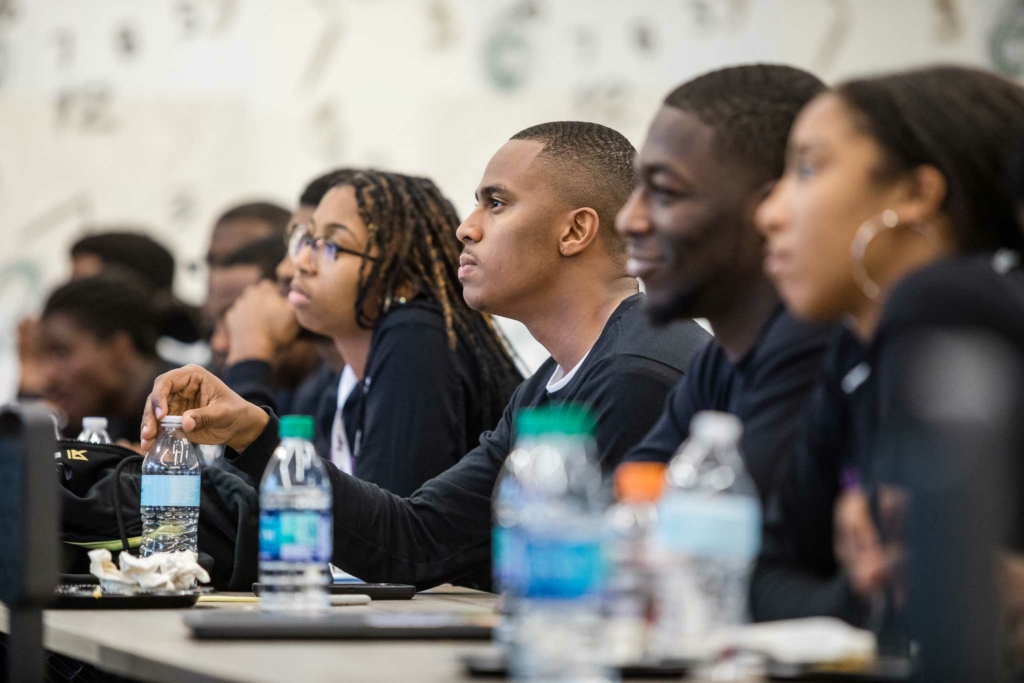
top-left (331, 170), bottom-right (523, 423)
top-left (836, 66), bottom-right (1024, 253)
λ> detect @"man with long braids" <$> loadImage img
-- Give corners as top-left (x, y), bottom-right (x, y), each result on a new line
top-left (140, 121), bottom-right (711, 588)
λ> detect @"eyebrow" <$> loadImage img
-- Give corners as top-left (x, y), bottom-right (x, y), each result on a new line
top-left (788, 141), bottom-right (826, 158)
top-left (640, 160), bottom-right (692, 188)
top-left (309, 217), bottom-right (354, 238)
top-left (475, 183), bottom-right (513, 202)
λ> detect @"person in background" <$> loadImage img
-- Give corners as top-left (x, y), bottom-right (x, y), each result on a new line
top-left (203, 201), bottom-right (291, 371)
top-left (205, 201), bottom-right (291, 270)
top-left (37, 273), bottom-right (176, 441)
top-left (140, 121), bottom-right (711, 588)
top-left (618, 64), bottom-right (831, 501)
top-left (753, 66), bottom-right (1024, 659)
top-left (70, 230), bottom-right (176, 290)
top-left (19, 230), bottom-right (201, 399)
top-left (209, 236), bottom-right (321, 413)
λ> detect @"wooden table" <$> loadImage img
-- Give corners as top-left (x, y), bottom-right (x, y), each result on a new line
top-left (2, 587), bottom-right (723, 682)
top-left (1, 587), bottom-right (503, 683)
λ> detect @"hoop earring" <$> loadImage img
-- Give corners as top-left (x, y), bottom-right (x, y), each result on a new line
top-left (849, 210), bottom-right (938, 300)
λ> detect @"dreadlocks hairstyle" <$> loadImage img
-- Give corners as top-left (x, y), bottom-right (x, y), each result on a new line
top-left (664, 64), bottom-right (826, 184)
top-left (836, 66), bottom-right (1024, 253)
top-left (510, 121), bottom-right (636, 260)
top-left (331, 170), bottom-right (523, 423)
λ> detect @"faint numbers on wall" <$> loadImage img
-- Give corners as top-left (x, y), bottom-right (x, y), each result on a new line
top-left (990, 0), bottom-right (1024, 77)
top-left (54, 83), bottom-right (118, 134)
top-left (483, 0), bottom-right (540, 92)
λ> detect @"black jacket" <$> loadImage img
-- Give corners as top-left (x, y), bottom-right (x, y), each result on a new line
top-left (227, 294), bottom-right (711, 589)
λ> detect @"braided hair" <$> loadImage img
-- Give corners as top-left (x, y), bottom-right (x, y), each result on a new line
top-left (331, 170), bottom-right (523, 424)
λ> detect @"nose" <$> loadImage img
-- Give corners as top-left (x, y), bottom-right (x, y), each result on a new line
top-left (755, 178), bottom-right (789, 239)
top-left (615, 188), bottom-right (650, 237)
top-left (294, 238), bottom-right (316, 275)
top-left (457, 207), bottom-right (483, 244)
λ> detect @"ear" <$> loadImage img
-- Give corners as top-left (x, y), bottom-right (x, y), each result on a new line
top-left (558, 207), bottom-right (601, 257)
top-left (895, 164), bottom-right (947, 225)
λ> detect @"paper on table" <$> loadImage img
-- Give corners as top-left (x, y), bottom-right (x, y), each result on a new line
top-left (88, 548), bottom-right (211, 591)
top-left (686, 617), bottom-right (877, 665)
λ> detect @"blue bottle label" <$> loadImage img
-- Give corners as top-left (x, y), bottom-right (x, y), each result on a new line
top-left (523, 537), bottom-right (605, 600)
top-left (655, 492), bottom-right (762, 558)
top-left (260, 510), bottom-right (333, 563)
top-left (140, 474), bottom-right (200, 507)
top-left (493, 526), bottom-right (526, 594)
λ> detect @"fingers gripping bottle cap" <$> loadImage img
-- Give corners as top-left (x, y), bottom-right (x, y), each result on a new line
top-left (160, 415), bottom-right (184, 429)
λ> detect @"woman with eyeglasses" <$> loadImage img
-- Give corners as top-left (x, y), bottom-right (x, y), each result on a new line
top-left (221, 170), bottom-right (523, 497)
top-left (753, 66), bottom-right (1024, 674)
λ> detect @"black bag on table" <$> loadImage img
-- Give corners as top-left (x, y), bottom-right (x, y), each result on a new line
top-left (55, 440), bottom-right (259, 591)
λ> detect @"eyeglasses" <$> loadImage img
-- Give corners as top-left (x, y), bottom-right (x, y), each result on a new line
top-left (287, 224), bottom-right (376, 268)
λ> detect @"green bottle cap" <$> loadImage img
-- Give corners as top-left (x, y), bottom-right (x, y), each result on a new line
top-left (514, 404), bottom-right (596, 439)
top-left (279, 415), bottom-right (315, 440)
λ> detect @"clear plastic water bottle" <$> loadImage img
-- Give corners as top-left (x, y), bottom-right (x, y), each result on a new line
top-left (492, 421), bottom-right (536, 646)
top-left (650, 411), bottom-right (761, 660)
top-left (259, 415), bottom-right (333, 612)
top-left (140, 416), bottom-right (201, 556)
top-left (603, 462), bottom-right (665, 666)
top-left (78, 416), bottom-right (112, 444)
top-left (508, 405), bottom-right (613, 683)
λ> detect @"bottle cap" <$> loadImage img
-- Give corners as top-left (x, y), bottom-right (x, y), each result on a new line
top-left (82, 417), bottom-right (108, 430)
top-left (515, 404), bottom-right (595, 439)
top-left (615, 462), bottom-right (666, 502)
top-left (160, 416), bottom-right (184, 429)
top-left (280, 415), bottom-right (315, 440)
top-left (690, 410), bottom-right (743, 444)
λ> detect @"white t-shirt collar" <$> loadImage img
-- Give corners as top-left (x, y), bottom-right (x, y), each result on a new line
top-left (546, 350), bottom-right (591, 394)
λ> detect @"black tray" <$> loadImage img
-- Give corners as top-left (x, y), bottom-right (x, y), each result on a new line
top-left (253, 582), bottom-right (417, 600)
top-left (51, 584), bottom-right (200, 610)
top-left (767, 657), bottom-right (913, 681)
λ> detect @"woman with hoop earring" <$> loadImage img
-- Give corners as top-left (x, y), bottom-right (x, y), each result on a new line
top-left (752, 65), bottom-right (1024, 675)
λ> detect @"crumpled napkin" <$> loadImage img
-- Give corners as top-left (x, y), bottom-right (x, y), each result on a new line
top-left (88, 548), bottom-right (210, 591)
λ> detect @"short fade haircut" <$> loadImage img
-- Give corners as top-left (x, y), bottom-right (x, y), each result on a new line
top-left (664, 64), bottom-right (826, 183)
top-left (71, 230), bottom-right (176, 293)
top-left (510, 121), bottom-right (636, 258)
top-left (299, 169), bottom-right (358, 208)
top-left (221, 235), bottom-right (287, 281)
top-left (215, 201), bottom-right (291, 237)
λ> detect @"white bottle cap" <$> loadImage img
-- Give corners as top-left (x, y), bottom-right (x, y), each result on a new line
top-left (160, 416), bottom-right (184, 428)
top-left (690, 410), bottom-right (743, 444)
top-left (82, 417), bottom-right (108, 430)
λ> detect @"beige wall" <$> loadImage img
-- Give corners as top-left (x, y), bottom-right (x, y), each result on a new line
top-left (0, 0), bottom-right (1010, 397)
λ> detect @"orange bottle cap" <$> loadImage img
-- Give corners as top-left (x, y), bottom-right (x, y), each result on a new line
top-left (615, 462), bottom-right (666, 502)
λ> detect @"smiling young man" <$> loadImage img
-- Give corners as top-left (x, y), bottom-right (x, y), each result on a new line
top-left (140, 121), bottom-right (711, 588)
top-left (617, 65), bottom-right (832, 502)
